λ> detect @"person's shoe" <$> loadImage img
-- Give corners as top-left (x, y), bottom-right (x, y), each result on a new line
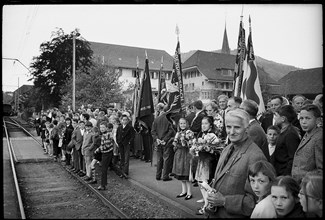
top-left (97, 185), bottom-right (106, 190)
top-left (156, 177), bottom-right (161, 181)
top-left (163, 178), bottom-right (172, 181)
top-left (84, 176), bottom-right (92, 181)
top-left (185, 195), bottom-right (193, 200)
top-left (196, 207), bottom-right (205, 215)
top-left (79, 172), bottom-right (86, 177)
top-left (88, 180), bottom-right (97, 184)
top-left (193, 182), bottom-right (199, 187)
top-left (145, 160), bottom-right (151, 163)
top-left (176, 192), bottom-right (187, 198)
top-left (196, 198), bottom-right (204, 203)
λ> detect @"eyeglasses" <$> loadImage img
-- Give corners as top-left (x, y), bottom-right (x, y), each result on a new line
top-left (299, 190), bottom-right (319, 200)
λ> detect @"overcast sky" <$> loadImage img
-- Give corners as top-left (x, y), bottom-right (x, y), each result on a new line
top-left (2, 4), bottom-right (323, 92)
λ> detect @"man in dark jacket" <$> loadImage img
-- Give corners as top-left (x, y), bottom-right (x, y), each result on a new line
top-left (151, 106), bottom-right (175, 181)
top-left (116, 114), bottom-right (135, 178)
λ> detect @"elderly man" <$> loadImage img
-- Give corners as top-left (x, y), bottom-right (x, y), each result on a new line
top-left (206, 108), bottom-right (267, 218)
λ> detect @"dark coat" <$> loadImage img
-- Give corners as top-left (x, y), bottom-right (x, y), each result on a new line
top-left (151, 112), bottom-right (175, 144)
top-left (273, 125), bottom-right (301, 176)
top-left (247, 119), bottom-right (270, 162)
top-left (259, 112), bottom-right (273, 133)
top-left (116, 123), bottom-right (135, 147)
top-left (190, 110), bottom-right (207, 137)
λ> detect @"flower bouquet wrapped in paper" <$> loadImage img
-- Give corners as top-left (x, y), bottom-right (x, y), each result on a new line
top-left (189, 132), bottom-right (224, 156)
top-left (173, 129), bottom-right (195, 150)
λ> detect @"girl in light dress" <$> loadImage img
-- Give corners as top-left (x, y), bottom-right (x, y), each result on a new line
top-left (172, 118), bottom-right (194, 200)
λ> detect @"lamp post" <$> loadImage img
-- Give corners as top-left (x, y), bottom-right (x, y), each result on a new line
top-left (72, 32), bottom-right (80, 112)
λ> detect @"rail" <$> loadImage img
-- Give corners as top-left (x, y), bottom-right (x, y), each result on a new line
top-left (3, 118), bottom-right (26, 219)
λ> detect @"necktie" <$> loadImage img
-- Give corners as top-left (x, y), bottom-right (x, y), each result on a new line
top-left (222, 145), bottom-right (235, 170)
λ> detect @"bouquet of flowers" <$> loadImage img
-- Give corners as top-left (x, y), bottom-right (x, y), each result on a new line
top-left (189, 132), bottom-right (224, 156)
top-left (173, 129), bottom-right (195, 149)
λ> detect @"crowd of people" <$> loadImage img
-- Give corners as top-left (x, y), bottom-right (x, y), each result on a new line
top-left (32, 93), bottom-right (323, 218)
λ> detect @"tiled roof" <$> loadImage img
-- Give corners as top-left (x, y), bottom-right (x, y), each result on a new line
top-left (182, 50), bottom-right (278, 85)
top-left (182, 50), bottom-right (235, 80)
top-left (89, 41), bottom-right (174, 71)
top-left (277, 67), bottom-right (323, 95)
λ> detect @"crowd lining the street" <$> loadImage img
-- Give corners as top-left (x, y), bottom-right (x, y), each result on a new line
top-left (32, 93), bottom-right (323, 218)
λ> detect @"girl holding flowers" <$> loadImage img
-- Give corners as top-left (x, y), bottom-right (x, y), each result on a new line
top-left (190, 116), bottom-right (223, 215)
top-left (172, 118), bottom-right (195, 200)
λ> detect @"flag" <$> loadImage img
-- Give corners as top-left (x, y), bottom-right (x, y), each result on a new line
top-left (241, 16), bottom-right (265, 117)
top-left (165, 40), bottom-right (185, 114)
top-left (233, 19), bottom-right (246, 97)
top-left (136, 51), bottom-right (154, 129)
top-left (132, 56), bottom-right (141, 127)
top-left (157, 56), bottom-right (168, 105)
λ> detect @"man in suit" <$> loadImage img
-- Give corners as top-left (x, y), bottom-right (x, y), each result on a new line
top-left (185, 104), bottom-right (195, 126)
top-left (71, 120), bottom-right (85, 175)
top-left (259, 95), bottom-right (284, 133)
top-left (116, 114), bottom-right (135, 178)
top-left (240, 99), bottom-right (270, 162)
top-left (151, 105), bottom-right (175, 181)
top-left (81, 121), bottom-right (94, 181)
top-left (217, 94), bottom-right (229, 140)
top-left (190, 100), bottom-right (207, 137)
top-left (206, 108), bottom-right (267, 218)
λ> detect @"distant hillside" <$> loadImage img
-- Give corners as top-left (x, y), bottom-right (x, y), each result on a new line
top-left (181, 49), bottom-right (301, 81)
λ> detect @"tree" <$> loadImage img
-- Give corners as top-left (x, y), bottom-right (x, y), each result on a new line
top-left (29, 28), bottom-right (93, 108)
top-left (60, 61), bottom-right (124, 111)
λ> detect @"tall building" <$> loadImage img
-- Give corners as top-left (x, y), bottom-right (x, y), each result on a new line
top-left (221, 23), bottom-right (230, 54)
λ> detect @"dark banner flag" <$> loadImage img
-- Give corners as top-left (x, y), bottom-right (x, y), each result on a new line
top-left (136, 51), bottom-right (154, 129)
top-left (233, 19), bottom-right (246, 97)
top-left (157, 56), bottom-right (168, 105)
top-left (132, 56), bottom-right (141, 127)
top-left (241, 16), bottom-right (265, 117)
top-left (166, 40), bottom-right (185, 114)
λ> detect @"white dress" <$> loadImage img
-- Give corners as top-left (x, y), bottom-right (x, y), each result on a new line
top-left (251, 194), bottom-right (277, 218)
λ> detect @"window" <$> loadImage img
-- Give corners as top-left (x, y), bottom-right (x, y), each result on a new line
top-left (132, 70), bottom-right (137, 78)
top-left (202, 81), bottom-right (204, 86)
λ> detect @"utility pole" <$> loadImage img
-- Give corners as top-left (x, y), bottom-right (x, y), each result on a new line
top-left (72, 32), bottom-right (80, 112)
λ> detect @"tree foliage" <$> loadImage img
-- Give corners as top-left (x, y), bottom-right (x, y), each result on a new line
top-left (60, 61), bottom-right (124, 110)
top-left (29, 28), bottom-right (93, 108)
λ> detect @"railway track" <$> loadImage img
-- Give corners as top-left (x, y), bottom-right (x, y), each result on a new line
top-left (3, 116), bottom-right (129, 219)
top-left (3, 116), bottom-right (196, 219)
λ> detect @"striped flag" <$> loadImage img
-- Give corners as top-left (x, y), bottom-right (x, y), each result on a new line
top-left (132, 56), bottom-right (141, 127)
top-left (233, 19), bottom-right (246, 97)
top-left (157, 56), bottom-right (168, 105)
top-left (165, 40), bottom-right (185, 114)
top-left (135, 51), bottom-right (154, 129)
top-left (241, 16), bottom-right (265, 117)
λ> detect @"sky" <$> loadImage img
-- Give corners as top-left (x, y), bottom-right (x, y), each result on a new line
top-left (2, 4), bottom-right (323, 92)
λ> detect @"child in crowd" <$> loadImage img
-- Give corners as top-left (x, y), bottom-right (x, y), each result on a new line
top-left (58, 123), bottom-right (66, 161)
top-left (266, 125), bottom-right (280, 164)
top-left (272, 105), bottom-right (301, 176)
top-left (248, 160), bottom-right (277, 218)
top-left (292, 104), bottom-right (323, 184)
top-left (43, 120), bottom-right (51, 154)
top-left (271, 175), bottom-right (305, 218)
top-left (299, 172), bottom-right (323, 218)
top-left (97, 122), bottom-right (115, 190)
top-left (88, 126), bottom-right (102, 184)
top-left (172, 118), bottom-right (194, 201)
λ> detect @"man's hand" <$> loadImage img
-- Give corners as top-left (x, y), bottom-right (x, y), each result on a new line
top-left (207, 191), bottom-right (226, 207)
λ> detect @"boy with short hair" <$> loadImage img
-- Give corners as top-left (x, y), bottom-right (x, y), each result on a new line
top-left (88, 126), bottom-right (102, 184)
top-left (272, 105), bottom-right (301, 176)
top-left (266, 125), bottom-right (280, 164)
top-left (292, 104), bottom-right (323, 184)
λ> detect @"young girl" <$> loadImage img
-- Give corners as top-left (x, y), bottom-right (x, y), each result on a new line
top-left (271, 175), bottom-right (305, 218)
top-left (171, 118), bottom-right (194, 200)
top-left (299, 172), bottom-right (323, 218)
top-left (249, 160), bottom-right (277, 218)
top-left (191, 116), bottom-right (221, 215)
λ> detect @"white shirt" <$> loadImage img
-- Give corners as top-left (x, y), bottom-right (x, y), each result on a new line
top-left (268, 143), bottom-right (276, 156)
